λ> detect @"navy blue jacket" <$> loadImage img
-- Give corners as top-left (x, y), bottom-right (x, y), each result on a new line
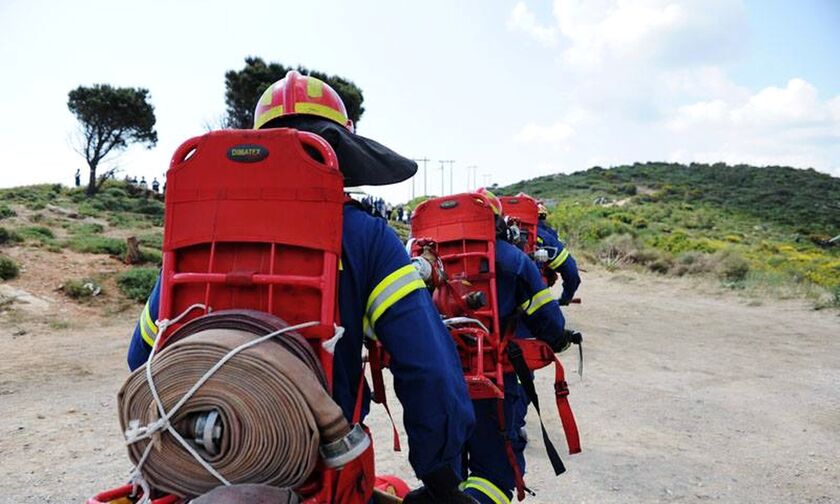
top-left (495, 239), bottom-right (566, 348)
top-left (127, 204), bottom-right (474, 479)
top-left (536, 220), bottom-right (581, 305)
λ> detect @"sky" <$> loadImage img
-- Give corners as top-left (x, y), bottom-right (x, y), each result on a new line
top-left (1, 0), bottom-right (838, 203)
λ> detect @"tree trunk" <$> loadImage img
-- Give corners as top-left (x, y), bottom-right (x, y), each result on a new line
top-left (125, 236), bottom-right (141, 265)
top-left (86, 163), bottom-right (98, 196)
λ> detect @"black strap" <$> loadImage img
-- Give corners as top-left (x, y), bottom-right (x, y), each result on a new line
top-left (506, 340), bottom-right (566, 475)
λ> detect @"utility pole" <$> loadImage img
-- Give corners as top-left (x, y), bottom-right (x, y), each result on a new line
top-left (438, 161), bottom-right (445, 196)
top-left (413, 158), bottom-right (430, 196)
top-left (439, 160), bottom-right (455, 195)
top-left (466, 165), bottom-right (478, 190)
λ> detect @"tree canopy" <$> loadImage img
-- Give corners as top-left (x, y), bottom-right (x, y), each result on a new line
top-left (68, 84), bottom-right (157, 195)
top-left (223, 57), bottom-right (365, 129)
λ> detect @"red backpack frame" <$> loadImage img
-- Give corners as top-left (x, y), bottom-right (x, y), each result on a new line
top-left (89, 129), bottom-right (398, 504)
top-left (499, 194), bottom-right (539, 255)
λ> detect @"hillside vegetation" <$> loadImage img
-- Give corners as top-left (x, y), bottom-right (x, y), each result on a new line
top-left (0, 181), bottom-right (162, 306)
top-left (502, 162), bottom-right (840, 308)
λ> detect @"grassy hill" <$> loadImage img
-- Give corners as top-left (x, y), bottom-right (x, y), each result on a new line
top-left (0, 182), bottom-right (162, 307)
top-left (501, 162), bottom-right (840, 307)
top-left (1, 164), bottom-right (838, 310)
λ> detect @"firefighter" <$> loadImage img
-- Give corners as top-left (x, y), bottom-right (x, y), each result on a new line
top-left (536, 202), bottom-right (580, 306)
top-left (457, 189), bottom-right (578, 504)
top-left (127, 71), bottom-right (476, 503)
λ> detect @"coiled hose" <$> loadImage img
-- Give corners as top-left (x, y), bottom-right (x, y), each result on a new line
top-left (118, 310), bottom-right (350, 498)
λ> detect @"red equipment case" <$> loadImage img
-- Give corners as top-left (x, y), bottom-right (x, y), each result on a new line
top-left (89, 129), bottom-right (406, 504)
top-left (499, 193), bottom-right (539, 254)
top-left (411, 193), bottom-right (504, 400)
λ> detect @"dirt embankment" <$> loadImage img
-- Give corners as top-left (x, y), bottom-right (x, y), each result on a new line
top-left (1, 266), bottom-right (838, 503)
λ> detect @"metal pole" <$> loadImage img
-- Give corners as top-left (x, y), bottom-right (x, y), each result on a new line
top-left (439, 160), bottom-right (455, 195)
top-left (413, 158), bottom-right (430, 196)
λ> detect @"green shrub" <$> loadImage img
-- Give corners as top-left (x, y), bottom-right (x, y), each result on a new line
top-left (66, 235), bottom-right (126, 256)
top-left (138, 232), bottom-right (163, 249)
top-left (139, 247), bottom-right (163, 265)
top-left (714, 249), bottom-right (750, 282)
top-left (117, 267), bottom-right (158, 302)
top-left (0, 255), bottom-right (19, 280)
top-left (671, 251), bottom-right (715, 276)
top-left (67, 222), bottom-right (105, 235)
top-left (0, 227), bottom-right (23, 246)
top-left (17, 225), bottom-right (54, 240)
top-left (648, 258), bottom-right (672, 274)
top-left (61, 278), bottom-right (102, 300)
top-left (0, 204), bottom-right (15, 219)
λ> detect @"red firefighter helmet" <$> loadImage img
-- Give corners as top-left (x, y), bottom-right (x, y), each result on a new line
top-left (253, 70), bottom-right (353, 132)
top-left (475, 187), bottom-right (502, 215)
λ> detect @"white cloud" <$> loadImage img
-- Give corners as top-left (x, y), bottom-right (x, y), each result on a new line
top-left (551, 0), bottom-right (745, 70)
top-left (732, 78), bottom-right (827, 126)
top-left (507, 1), bottom-right (558, 47)
top-left (515, 121), bottom-right (575, 144)
top-left (669, 79), bottom-right (839, 130)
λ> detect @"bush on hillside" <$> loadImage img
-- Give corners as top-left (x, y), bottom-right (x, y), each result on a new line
top-left (0, 204), bottom-right (15, 219)
top-left (0, 227), bottom-right (23, 246)
top-left (714, 249), bottom-right (750, 282)
top-left (16, 225), bottom-right (55, 240)
top-left (66, 235), bottom-right (126, 256)
top-left (117, 267), bottom-right (158, 302)
top-left (66, 222), bottom-right (105, 235)
top-left (0, 255), bottom-right (19, 280)
top-left (61, 278), bottom-right (102, 300)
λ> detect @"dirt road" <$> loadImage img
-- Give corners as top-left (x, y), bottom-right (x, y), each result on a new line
top-left (1, 269), bottom-right (838, 503)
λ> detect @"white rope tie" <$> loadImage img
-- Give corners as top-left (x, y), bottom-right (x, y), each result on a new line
top-left (123, 301), bottom-right (326, 503)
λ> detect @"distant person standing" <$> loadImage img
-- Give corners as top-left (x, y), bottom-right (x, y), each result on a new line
top-left (139, 176), bottom-right (148, 189)
top-left (397, 205), bottom-right (404, 222)
top-left (74, 168), bottom-right (81, 187)
top-left (151, 177), bottom-right (160, 193)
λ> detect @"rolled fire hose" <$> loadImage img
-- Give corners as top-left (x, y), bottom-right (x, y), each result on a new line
top-left (118, 310), bottom-right (364, 498)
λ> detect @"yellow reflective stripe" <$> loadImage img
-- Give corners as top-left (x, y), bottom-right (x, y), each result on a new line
top-left (254, 104), bottom-right (285, 129)
top-left (294, 102), bottom-right (348, 126)
top-left (258, 87), bottom-right (274, 106)
top-left (139, 301), bottom-right (158, 347)
top-left (520, 287), bottom-right (554, 316)
top-left (140, 323), bottom-right (155, 347)
top-left (366, 264), bottom-right (426, 328)
top-left (143, 303), bottom-right (158, 335)
top-left (459, 477), bottom-right (510, 504)
top-left (549, 247), bottom-right (570, 270)
top-left (537, 236), bottom-right (544, 245)
top-left (306, 77), bottom-right (324, 98)
top-left (362, 316), bottom-right (377, 341)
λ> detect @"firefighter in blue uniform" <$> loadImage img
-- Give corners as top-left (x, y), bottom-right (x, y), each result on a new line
top-left (536, 202), bottom-right (580, 306)
top-left (127, 72), bottom-right (476, 504)
top-left (456, 190), bottom-right (577, 504)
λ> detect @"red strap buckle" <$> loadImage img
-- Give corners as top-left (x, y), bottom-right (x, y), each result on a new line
top-left (554, 380), bottom-right (569, 397)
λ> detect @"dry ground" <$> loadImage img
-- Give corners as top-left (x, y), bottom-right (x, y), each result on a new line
top-left (1, 264), bottom-right (838, 503)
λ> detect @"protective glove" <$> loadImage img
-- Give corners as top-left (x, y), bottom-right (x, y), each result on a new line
top-left (551, 329), bottom-right (582, 353)
top-left (403, 467), bottom-right (478, 504)
top-left (543, 266), bottom-right (558, 287)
